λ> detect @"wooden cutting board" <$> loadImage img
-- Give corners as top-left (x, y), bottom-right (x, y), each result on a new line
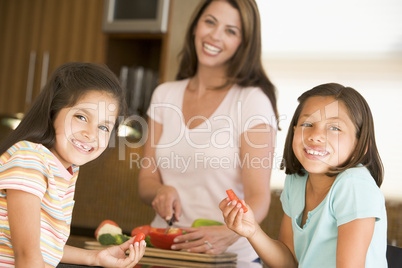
top-left (85, 241), bottom-right (237, 265)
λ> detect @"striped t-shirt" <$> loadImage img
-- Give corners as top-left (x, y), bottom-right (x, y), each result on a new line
top-left (0, 141), bottom-right (79, 267)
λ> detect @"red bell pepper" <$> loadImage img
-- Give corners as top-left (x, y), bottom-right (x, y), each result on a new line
top-left (226, 189), bottom-right (248, 213)
top-left (148, 227), bottom-right (183, 250)
top-left (131, 224), bottom-right (151, 237)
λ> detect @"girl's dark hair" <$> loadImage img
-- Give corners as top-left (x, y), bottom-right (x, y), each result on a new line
top-left (280, 83), bottom-right (383, 187)
top-left (0, 62), bottom-right (126, 156)
top-left (176, 0), bottom-right (279, 126)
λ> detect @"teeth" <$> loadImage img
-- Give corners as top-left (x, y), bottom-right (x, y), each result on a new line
top-left (72, 139), bottom-right (92, 152)
top-left (203, 43), bottom-right (221, 55)
top-left (306, 149), bottom-right (327, 156)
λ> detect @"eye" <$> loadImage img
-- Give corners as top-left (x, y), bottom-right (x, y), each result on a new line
top-left (75, 115), bottom-right (87, 122)
top-left (205, 19), bottom-right (215, 25)
top-left (98, 125), bottom-right (110, 132)
top-left (300, 122), bottom-right (312, 127)
top-left (329, 126), bottom-right (341, 131)
top-left (226, 28), bottom-right (238, 36)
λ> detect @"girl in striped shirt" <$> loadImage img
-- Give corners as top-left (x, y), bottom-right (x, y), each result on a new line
top-left (0, 62), bottom-right (146, 267)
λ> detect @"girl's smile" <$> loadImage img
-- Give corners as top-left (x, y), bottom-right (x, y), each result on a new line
top-left (293, 96), bottom-right (357, 177)
top-left (51, 90), bottom-right (118, 168)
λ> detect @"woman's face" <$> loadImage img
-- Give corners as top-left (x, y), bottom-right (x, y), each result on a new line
top-left (193, 0), bottom-right (242, 70)
top-left (51, 90), bottom-right (118, 168)
top-left (292, 96), bottom-right (357, 177)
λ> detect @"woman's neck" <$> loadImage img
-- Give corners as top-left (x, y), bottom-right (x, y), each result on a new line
top-left (191, 65), bottom-right (229, 91)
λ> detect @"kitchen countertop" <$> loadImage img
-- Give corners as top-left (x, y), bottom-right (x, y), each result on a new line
top-left (59, 236), bottom-right (238, 268)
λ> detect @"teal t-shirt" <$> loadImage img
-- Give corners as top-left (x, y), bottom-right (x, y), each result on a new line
top-left (280, 166), bottom-right (387, 268)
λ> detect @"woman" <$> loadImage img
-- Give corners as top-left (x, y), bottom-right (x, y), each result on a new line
top-left (138, 0), bottom-right (279, 266)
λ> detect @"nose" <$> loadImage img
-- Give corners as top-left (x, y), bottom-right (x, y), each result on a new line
top-left (306, 126), bottom-right (326, 143)
top-left (210, 26), bottom-right (224, 40)
top-left (82, 127), bottom-right (96, 142)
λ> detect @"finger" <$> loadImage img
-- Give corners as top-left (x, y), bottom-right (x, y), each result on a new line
top-left (127, 243), bottom-right (135, 261)
top-left (219, 197), bottom-right (231, 211)
top-left (173, 201), bottom-right (182, 219)
top-left (225, 201), bottom-right (241, 226)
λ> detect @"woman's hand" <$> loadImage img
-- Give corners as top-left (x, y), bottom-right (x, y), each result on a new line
top-left (219, 197), bottom-right (257, 239)
top-left (94, 237), bottom-right (146, 268)
top-left (151, 185), bottom-right (182, 221)
top-left (170, 225), bottom-right (239, 254)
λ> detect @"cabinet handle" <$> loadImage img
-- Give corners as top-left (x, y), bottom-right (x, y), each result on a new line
top-left (25, 51), bottom-right (37, 106)
top-left (40, 51), bottom-right (50, 91)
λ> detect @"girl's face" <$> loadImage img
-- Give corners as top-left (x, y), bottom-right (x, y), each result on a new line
top-left (194, 0), bottom-right (242, 70)
top-left (292, 96), bottom-right (357, 176)
top-left (51, 90), bottom-right (118, 168)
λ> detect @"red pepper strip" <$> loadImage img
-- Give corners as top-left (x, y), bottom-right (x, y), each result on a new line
top-left (226, 189), bottom-right (248, 213)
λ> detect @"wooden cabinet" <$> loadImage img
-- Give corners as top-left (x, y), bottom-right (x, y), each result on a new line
top-left (0, 0), bottom-right (105, 114)
top-left (103, 0), bottom-right (202, 83)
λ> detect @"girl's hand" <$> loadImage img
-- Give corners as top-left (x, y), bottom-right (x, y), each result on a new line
top-left (170, 225), bottom-right (239, 254)
top-left (95, 237), bottom-right (146, 268)
top-left (219, 197), bottom-right (257, 238)
top-left (152, 185), bottom-right (182, 221)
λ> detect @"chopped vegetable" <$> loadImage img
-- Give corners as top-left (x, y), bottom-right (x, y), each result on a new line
top-left (191, 219), bottom-right (224, 227)
top-left (98, 233), bottom-right (130, 245)
top-left (95, 220), bottom-right (122, 240)
top-left (226, 189), bottom-right (248, 213)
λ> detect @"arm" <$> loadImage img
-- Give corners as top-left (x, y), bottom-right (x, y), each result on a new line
top-left (172, 124), bottom-right (276, 254)
top-left (241, 123), bottom-right (276, 223)
top-left (138, 118), bottom-right (182, 220)
top-left (220, 198), bottom-right (298, 268)
top-left (61, 238), bottom-right (146, 267)
top-left (336, 217), bottom-right (375, 268)
top-left (7, 189), bottom-right (45, 267)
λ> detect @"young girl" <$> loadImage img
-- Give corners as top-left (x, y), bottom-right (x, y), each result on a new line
top-left (220, 83), bottom-right (387, 267)
top-left (0, 62), bottom-right (146, 267)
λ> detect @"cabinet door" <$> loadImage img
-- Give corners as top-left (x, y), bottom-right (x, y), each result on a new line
top-left (0, 0), bottom-right (105, 114)
top-left (0, 0), bottom-right (45, 114)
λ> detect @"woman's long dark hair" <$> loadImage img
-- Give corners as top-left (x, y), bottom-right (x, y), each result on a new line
top-left (176, 0), bottom-right (279, 126)
top-left (280, 83), bottom-right (383, 187)
top-left (0, 62), bottom-right (126, 156)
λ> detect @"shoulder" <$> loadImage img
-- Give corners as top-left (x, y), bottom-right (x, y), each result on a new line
top-left (330, 166), bottom-right (385, 225)
top-left (333, 166), bottom-right (380, 192)
top-left (234, 85), bottom-right (269, 101)
top-left (233, 85), bottom-right (277, 129)
top-left (0, 140), bottom-right (53, 172)
top-left (0, 141), bottom-right (50, 196)
top-left (1, 140), bottom-right (49, 161)
top-left (152, 79), bottom-right (189, 99)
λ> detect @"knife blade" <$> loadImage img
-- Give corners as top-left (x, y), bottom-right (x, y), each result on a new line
top-left (165, 213), bottom-right (176, 234)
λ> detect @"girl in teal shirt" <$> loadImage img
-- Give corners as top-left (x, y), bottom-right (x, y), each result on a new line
top-left (220, 83), bottom-right (387, 267)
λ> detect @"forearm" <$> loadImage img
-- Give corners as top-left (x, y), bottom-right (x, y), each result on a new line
top-left (14, 252), bottom-right (45, 268)
top-left (248, 225), bottom-right (297, 268)
top-left (61, 245), bottom-right (97, 265)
